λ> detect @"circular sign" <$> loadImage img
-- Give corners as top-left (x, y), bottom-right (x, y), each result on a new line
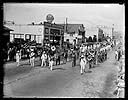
top-left (46, 14), bottom-right (54, 23)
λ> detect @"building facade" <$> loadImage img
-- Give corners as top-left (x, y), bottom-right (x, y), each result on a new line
top-left (4, 24), bottom-right (44, 44)
top-left (62, 24), bottom-right (85, 44)
top-left (43, 22), bottom-right (64, 47)
top-left (4, 21), bottom-right (64, 48)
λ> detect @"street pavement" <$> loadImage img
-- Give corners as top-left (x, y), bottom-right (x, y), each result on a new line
top-left (4, 49), bottom-right (119, 98)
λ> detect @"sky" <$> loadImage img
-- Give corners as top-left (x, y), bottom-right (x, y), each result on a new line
top-left (3, 3), bottom-right (125, 33)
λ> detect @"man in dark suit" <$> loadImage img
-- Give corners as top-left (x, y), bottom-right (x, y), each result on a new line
top-left (72, 51), bottom-right (76, 67)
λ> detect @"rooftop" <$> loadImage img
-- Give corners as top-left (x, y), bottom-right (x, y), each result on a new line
top-left (3, 26), bottom-right (13, 31)
top-left (59, 24), bottom-right (85, 33)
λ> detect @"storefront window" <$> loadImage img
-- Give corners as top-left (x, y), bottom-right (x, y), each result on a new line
top-left (38, 36), bottom-right (42, 43)
top-left (45, 28), bottom-right (49, 34)
top-left (26, 34), bottom-right (30, 39)
top-left (15, 34), bottom-right (20, 38)
top-left (36, 36), bottom-right (39, 43)
top-left (20, 34), bottom-right (24, 39)
top-left (50, 29), bottom-right (60, 35)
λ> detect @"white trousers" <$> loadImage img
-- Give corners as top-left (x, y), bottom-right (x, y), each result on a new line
top-left (49, 60), bottom-right (54, 70)
top-left (80, 61), bottom-right (86, 74)
top-left (16, 58), bottom-right (20, 66)
top-left (41, 59), bottom-right (46, 67)
top-left (30, 57), bottom-right (35, 66)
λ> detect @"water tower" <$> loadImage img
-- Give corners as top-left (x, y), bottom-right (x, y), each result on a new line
top-left (46, 14), bottom-right (54, 23)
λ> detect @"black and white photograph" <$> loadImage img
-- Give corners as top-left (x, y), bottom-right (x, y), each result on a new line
top-left (3, 3), bottom-right (125, 98)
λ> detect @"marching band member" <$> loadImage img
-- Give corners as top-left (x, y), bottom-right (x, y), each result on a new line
top-left (30, 49), bottom-right (35, 67)
top-left (86, 47), bottom-right (94, 69)
top-left (16, 50), bottom-right (20, 66)
top-left (80, 55), bottom-right (87, 75)
top-left (41, 51), bottom-right (47, 67)
top-left (48, 55), bottom-right (54, 71)
top-left (72, 51), bottom-right (76, 67)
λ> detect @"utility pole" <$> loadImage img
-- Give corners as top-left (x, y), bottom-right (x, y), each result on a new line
top-left (112, 24), bottom-right (114, 40)
top-left (66, 18), bottom-right (68, 33)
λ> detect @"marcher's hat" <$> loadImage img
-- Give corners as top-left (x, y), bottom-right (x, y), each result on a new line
top-left (31, 49), bottom-right (34, 51)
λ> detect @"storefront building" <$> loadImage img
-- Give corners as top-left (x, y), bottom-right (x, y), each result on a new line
top-left (43, 21), bottom-right (64, 48)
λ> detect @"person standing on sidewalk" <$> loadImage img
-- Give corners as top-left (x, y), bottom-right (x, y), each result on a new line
top-left (115, 50), bottom-right (118, 62)
top-left (16, 50), bottom-right (20, 66)
top-left (118, 49), bottom-right (121, 61)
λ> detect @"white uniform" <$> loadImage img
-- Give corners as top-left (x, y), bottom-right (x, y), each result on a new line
top-left (41, 53), bottom-right (47, 67)
top-left (49, 56), bottom-right (54, 71)
top-left (30, 52), bottom-right (35, 67)
top-left (80, 56), bottom-right (87, 74)
top-left (16, 53), bottom-right (20, 66)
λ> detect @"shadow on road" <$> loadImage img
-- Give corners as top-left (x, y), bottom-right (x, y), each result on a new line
top-left (85, 70), bottom-right (92, 73)
top-left (19, 63), bottom-right (30, 67)
top-left (53, 67), bottom-right (66, 71)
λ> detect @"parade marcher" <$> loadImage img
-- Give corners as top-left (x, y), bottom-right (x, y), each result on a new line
top-left (30, 49), bottom-right (35, 67)
top-left (102, 48), bottom-right (105, 62)
top-left (55, 51), bottom-right (61, 65)
top-left (63, 51), bottom-right (68, 64)
top-left (16, 50), bottom-right (20, 66)
top-left (27, 48), bottom-right (30, 63)
top-left (19, 49), bottom-right (22, 60)
top-left (80, 55), bottom-right (87, 75)
top-left (72, 51), bottom-right (76, 67)
top-left (87, 47), bottom-right (95, 69)
top-left (41, 51), bottom-right (47, 67)
top-left (48, 55), bottom-right (54, 71)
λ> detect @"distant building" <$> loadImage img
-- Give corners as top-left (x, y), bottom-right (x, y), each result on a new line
top-left (85, 26), bottom-right (113, 42)
top-left (4, 21), bottom-right (64, 48)
top-left (3, 26), bottom-right (13, 49)
top-left (5, 24), bottom-right (43, 44)
top-left (59, 24), bottom-right (85, 44)
top-left (43, 22), bottom-right (64, 47)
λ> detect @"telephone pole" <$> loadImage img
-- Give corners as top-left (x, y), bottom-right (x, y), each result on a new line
top-left (66, 18), bottom-right (68, 33)
top-left (112, 24), bottom-right (114, 39)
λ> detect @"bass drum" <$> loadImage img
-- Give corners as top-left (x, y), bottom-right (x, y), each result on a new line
top-left (51, 46), bottom-right (56, 51)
